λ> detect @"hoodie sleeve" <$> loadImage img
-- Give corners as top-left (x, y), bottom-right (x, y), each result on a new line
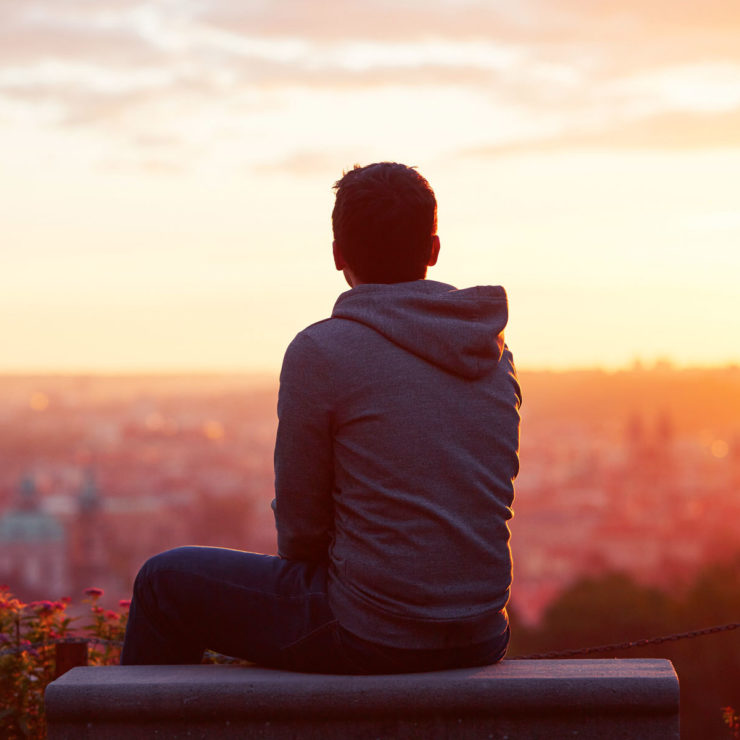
top-left (272, 331), bottom-right (334, 562)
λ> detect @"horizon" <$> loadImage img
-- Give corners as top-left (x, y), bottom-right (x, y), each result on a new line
top-left (1, 358), bottom-right (739, 382)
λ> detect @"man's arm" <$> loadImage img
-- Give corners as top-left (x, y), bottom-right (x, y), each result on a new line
top-left (272, 331), bottom-right (334, 563)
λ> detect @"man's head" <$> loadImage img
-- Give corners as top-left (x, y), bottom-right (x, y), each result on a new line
top-left (332, 162), bottom-right (439, 285)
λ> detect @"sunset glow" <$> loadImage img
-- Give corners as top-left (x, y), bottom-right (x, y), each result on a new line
top-left (2, 0), bottom-right (739, 372)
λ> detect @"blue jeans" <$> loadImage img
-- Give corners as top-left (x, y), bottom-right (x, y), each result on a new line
top-left (121, 546), bottom-right (509, 673)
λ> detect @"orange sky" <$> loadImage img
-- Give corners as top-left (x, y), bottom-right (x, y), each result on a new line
top-left (1, 0), bottom-right (739, 372)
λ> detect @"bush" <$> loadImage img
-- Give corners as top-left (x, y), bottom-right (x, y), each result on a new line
top-left (0, 586), bottom-right (128, 739)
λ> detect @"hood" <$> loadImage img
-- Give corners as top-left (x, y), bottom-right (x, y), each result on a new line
top-left (331, 280), bottom-right (508, 379)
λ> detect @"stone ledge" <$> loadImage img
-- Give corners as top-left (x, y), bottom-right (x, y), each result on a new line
top-left (45, 659), bottom-right (680, 739)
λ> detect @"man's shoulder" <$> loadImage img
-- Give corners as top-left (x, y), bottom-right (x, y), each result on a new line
top-left (290, 315), bottom-right (361, 348)
top-left (294, 317), bottom-right (334, 339)
top-left (283, 317), bottom-right (351, 364)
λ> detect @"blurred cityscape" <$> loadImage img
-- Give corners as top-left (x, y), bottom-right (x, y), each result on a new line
top-left (1, 366), bottom-right (739, 621)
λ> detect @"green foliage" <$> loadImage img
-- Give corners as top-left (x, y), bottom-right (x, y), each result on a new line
top-left (534, 572), bottom-right (676, 649)
top-left (81, 589), bottom-right (128, 666)
top-left (0, 585), bottom-right (244, 738)
top-left (510, 554), bottom-right (740, 740)
top-left (0, 586), bottom-right (129, 739)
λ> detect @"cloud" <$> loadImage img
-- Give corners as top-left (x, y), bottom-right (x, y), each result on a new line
top-left (254, 150), bottom-right (356, 176)
top-left (199, 0), bottom-right (520, 44)
top-left (463, 109), bottom-right (740, 157)
top-left (224, 55), bottom-right (504, 91)
top-left (0, 4), bottom-right (164, 66)
top-left (5, 0), bottom-right (740, 83)
top-left (2, 0), bottom-right (740, 169)
top-left (550, 0), bottom-right (740, 34)
top-left (199, 0), bottom-right (740, 72)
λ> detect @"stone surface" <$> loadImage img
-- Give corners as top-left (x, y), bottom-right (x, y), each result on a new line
top-left (45, 658), bottom-right (680, 739)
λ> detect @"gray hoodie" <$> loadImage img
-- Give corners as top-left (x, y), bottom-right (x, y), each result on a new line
top-left (273, 280), bottom-right (521, 649)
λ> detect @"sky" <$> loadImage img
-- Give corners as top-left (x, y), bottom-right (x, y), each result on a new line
top-left (2, 0), bottom-right (740, 373)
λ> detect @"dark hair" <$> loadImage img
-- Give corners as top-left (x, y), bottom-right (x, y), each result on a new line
top-left (332, 162), bottom-right (437, 284)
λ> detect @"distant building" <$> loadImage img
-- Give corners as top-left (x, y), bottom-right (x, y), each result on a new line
top-left (0, 474), bottom-right (69, 600)
top-left (70, 468), bottom-right (109, 593)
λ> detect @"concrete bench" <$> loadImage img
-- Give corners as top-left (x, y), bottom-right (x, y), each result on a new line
top-left (45, 659), bottom-right (679, 739)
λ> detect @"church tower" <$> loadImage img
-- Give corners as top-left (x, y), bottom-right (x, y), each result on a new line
top-left (71, 468), bottom-right (109, 593)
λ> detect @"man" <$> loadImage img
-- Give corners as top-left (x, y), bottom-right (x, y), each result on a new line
top-left (121, 162), bottom-right (521, 673)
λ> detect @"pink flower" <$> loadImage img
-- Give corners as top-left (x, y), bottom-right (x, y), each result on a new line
top-left (105, 610), bottom-right (119, 621)
top-left (84, 587), bottom-right (104, 597)
top-left (0, 596), bottom-right (23, 610)
top-left (60, 596), bottom-right (72, 603)
top-left (119, 599), bottom-right (131, 609)
top-left (30, 600), bottom-right (55, 613)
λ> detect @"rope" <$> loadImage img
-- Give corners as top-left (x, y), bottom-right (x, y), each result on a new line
top-left (510, 621), bottom-right (740, 660)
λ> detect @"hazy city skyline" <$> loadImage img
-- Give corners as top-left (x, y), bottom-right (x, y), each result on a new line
top-left (2, 367), bottom-right (738, 621)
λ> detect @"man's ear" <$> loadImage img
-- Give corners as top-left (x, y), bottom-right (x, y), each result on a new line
top-left (333, 240), bottom-right (347, 271)
top-left (428, 235), bottom-right (441, 267)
